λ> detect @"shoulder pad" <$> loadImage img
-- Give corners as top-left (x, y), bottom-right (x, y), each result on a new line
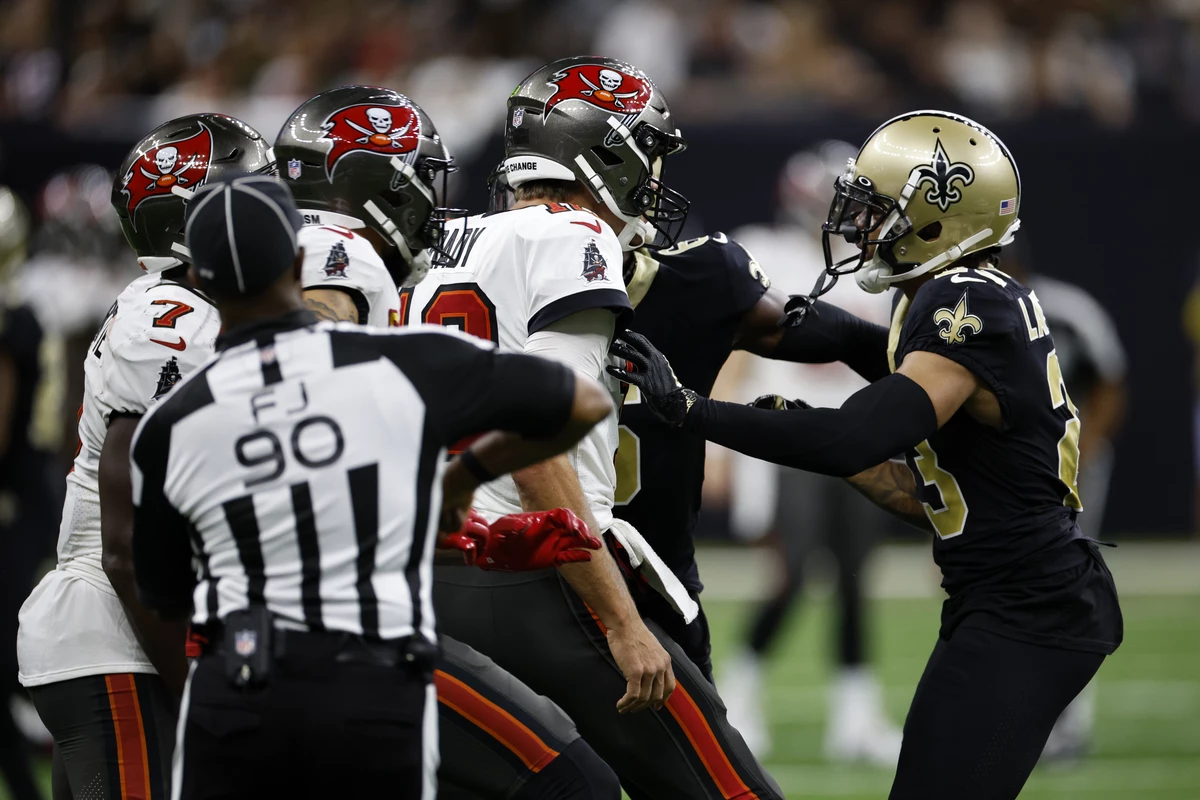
top-left (655, 232), bottom-right (772, 289)
top-left (511, 204), bottom-right (619, 245)
top-left (298, 224), bottom-right (394, 305)
top-left (103, 282), bottom-right (219, 412)
top-left (909, 268), bottom-right (1018, 346)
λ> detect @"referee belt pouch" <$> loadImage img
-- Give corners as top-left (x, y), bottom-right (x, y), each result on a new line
top-left (222, 606), bottom-right (274, 690)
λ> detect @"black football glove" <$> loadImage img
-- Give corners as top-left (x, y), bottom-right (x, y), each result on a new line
top-left (749, 394), bottom-right (812, 411)
top-left (608, 330), bottom-right (699, 426)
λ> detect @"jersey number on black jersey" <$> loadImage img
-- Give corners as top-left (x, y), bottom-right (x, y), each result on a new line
top-left (909, 290), bottom-right (1083, 540)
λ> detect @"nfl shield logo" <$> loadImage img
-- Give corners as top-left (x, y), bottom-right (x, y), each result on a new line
top-left (234, 630), bottom-right (257, 657)
top-left (287, 159), bottom-right (302, 180)
top-left (511, 107), bottom-right (524, 128)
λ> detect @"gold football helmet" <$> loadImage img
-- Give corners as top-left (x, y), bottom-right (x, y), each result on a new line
top-left (821, 110), bottom-right (1021, 294)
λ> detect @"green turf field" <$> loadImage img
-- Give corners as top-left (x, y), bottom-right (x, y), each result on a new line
top-left (704, 592), bottom-right (1200, 799)
top-left (4, 544), bottom-right (1198, 799)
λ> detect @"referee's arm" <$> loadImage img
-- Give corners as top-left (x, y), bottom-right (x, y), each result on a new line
top-left (393, 330), bottom-right (612, 531)
top-left (129, 410), bottom-right (196, 622)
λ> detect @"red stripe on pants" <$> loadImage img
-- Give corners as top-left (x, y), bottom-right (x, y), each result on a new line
top-left (665, 684), bottom-right (760, 800)
top-left (435, 670), bottom-right (560, 773)
top-left (104, 674), bottom-right (152, 800)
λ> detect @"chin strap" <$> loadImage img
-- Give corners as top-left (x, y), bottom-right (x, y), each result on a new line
top-left (139, 255), bottom-right (183, 273)
top-left (573, 154), bottom-right (652, 251)
top-left (855, 227), bottom-right (995, 294)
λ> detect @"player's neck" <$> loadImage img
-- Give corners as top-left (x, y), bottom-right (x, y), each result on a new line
top-left (899, 273), bottom-right (933, 301)
top-left (215, 272), bottom-right (307, 332)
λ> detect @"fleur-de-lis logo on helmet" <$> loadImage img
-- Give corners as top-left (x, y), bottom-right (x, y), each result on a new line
top-left (933, 292), bottom-right (982, 344)
top-left (911, 138), bottom-right (975, 213)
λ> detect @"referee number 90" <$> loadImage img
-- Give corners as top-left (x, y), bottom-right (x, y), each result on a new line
top-left (235, 415), bottom-right (346, 488)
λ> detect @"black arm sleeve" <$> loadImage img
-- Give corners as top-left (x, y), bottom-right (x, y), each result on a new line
top-left (774, 298), bottom-right (891, 382)
top-left (130, 413), bottom-right (197, 618)
top-left (682, 372), bottom-right (938, 477)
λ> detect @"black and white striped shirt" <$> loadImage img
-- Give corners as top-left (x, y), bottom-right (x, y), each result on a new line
top-left (130, 310), bottom-right (575, 642)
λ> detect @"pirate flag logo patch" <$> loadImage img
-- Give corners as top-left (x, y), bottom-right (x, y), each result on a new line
top-left (153, 357), bottom-right (183, 398)
top-left (323, 241), bottom-right (350, 278)
top-left (581, 240), bottom-right (609, 283)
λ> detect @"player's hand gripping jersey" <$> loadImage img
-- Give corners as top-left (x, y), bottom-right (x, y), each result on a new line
top-left (17, 273), bottom-right (219, 685)
top-left (402, 203), bottom-right (629, 527)
top-left (298, 222), bottom-right (400, 327)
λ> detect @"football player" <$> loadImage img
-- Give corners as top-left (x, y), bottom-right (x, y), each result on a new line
top-left (16, 114), bottom-right (271, 800)
top-left (276, 85), bottom-right (457, 325)
top-left (612, 111), bottom-right (1124, 800)
top-left (276, 87), bottom-right (622, 799)
top-left (417, 56), bottom-right (783, 799)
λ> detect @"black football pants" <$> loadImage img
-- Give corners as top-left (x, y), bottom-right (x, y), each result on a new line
top-left (175, 648), bottom-right (435, 800)
top-left (26, 672), bottom-right (176, 800)
top-left (435, 566), bottom-right (783, 800)
top-left (890, 624), bottom-right (1105, 800)
top-left (437, 635), bottom-right (620, 799)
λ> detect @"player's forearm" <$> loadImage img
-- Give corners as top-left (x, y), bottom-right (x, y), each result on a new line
top-left (100, 418), bottom-right (189, 696)
top-left (104, 561), bottom-right (190, 695)
top-left (845, 459), bottom-right (933, 533)
top-left (684, 373), bottom-right (938, 477)
top-left (513, 455), bottom-right (641, 629)
top-left (768, 299), bottom-right (891, 382)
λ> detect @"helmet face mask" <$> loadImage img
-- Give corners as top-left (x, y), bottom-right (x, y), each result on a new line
top-left (820, 170), bottom-right (911, 286)
top-left (275, 87), bottom-right (464, 286)
top-left (501, 56), bottom-right (690, 251)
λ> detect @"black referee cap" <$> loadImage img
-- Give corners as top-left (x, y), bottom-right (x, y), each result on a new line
top-left (184, 172), bottom-right (303, 296)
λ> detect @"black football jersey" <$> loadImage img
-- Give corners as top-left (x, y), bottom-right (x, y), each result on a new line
top-left (892, 266), bottom-right (1122, 653)
top-left (892, 266), bottom-right (1085, 589)
top-left (613, 233), bottom-right (770, 591)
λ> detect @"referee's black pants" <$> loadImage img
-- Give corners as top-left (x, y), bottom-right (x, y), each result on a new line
top-left (176, 640), bottom-right (436, 800)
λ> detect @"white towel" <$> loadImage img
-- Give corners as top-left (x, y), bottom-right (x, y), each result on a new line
top-left (606, 518), bottom-right (699, 623)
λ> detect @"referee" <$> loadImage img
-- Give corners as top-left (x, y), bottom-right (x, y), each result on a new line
top-left (128, 173), bottom-right (612, 800)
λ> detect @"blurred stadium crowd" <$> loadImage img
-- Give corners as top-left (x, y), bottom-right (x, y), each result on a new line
top-left (2, 0), bottom-right (1199, 154)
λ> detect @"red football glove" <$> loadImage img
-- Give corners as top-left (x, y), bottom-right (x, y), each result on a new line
top-left (442, 510), bottom-right (492, 566)
top-left (476, 508), bottom-right (603, 571)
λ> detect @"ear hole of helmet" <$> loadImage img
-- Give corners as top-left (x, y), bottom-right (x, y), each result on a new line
top-left (917, 221), bottom-right (942, 242)
top-left (590, 146), bottom-right (624, 168)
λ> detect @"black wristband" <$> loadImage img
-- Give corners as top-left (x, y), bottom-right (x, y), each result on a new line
top-left (458, 448), bottom-right (497, 484)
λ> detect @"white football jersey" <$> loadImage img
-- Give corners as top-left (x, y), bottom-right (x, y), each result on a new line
top-left (404, 204), bottom-right (629, 529)
top-left (18, 272), bottom-right (220, 686)
top-left (299, 222), bottom-right (400, 328)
